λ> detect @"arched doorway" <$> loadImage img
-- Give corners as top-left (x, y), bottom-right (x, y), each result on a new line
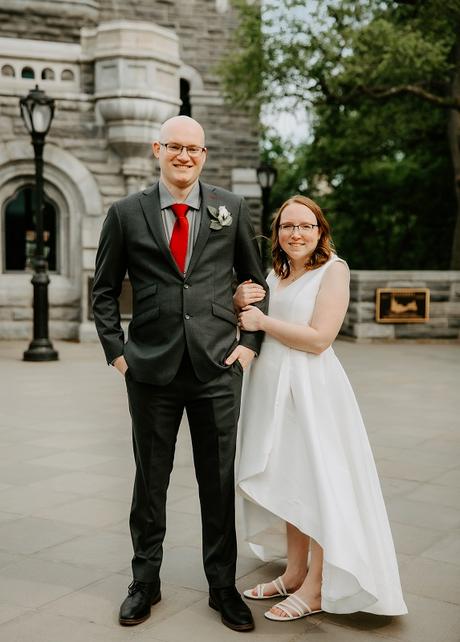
top-left (0, 141), bottom-right (104, 340)
top-left (3, 185), bottom-right (58, 272)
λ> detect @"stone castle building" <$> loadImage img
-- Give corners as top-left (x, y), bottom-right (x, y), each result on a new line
top-left (0, 0), bottom-right (262, 341)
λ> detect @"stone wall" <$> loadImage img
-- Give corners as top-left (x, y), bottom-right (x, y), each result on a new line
top-left (342, 271), bottom-right (460, 341)
top-left (0, 1), bottom-right (99, 43)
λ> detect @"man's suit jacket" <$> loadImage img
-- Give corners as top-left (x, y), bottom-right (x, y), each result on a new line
top-left (92, 180), bottom-right (268, 384)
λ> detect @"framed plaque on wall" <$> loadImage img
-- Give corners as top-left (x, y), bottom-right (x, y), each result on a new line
top-left (376, 288), bottom-right (430, 323)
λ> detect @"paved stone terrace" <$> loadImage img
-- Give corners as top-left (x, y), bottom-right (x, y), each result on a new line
top-left (0, 340), bottom-right (459, 642)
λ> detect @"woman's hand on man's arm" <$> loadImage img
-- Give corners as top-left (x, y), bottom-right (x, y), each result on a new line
top-left (233, 279), bottom-right (266, 312)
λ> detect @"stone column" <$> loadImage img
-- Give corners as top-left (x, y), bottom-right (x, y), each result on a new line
top-left (81, 20), bottom-right (181, 193)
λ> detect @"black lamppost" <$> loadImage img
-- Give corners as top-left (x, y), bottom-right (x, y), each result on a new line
top-left (256, 161), bottom-right (277, 271)
top-left (19, 85), bottom-right (58, 361)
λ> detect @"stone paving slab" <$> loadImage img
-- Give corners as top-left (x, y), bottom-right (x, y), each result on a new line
top-left (0, 340), bottom-right (459, 642)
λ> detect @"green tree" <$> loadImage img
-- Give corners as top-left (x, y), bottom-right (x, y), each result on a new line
top-left (309, 99), bottom-right (455, 268)
top-left (220, 0), bottom-right (460, 268)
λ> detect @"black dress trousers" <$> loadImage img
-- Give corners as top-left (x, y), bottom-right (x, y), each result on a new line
top-left (125, 349), bottom-right (244, 588)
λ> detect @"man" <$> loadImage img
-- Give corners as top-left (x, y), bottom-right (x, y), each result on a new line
top-left (92, 116), bottom-right (268, 632)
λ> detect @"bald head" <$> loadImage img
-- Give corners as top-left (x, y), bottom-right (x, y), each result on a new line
top-left (153, 115), bottom-right (208, 197)
top-left (159, 116), bottom-right (205, 147)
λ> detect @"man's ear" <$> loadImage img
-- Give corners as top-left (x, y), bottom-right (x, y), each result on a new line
top-left (152, 141), bottom-right (161, 159)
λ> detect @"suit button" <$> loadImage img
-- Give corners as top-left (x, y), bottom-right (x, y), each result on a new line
top-left (184, 314), bottom-right (191, 320)
top-left (183, 284), bottom-right (190, 289)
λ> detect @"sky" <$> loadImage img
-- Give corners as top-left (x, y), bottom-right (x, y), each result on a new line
top-left (260, 0), bottom-right (313, 145)
top-left (262, 103), bottom-right (311, 145)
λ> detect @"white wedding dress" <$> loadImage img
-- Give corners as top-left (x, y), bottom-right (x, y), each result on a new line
top-left (236, 256), bottom-right (407, 615)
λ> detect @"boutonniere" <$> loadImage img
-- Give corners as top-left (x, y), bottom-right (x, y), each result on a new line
top-left (208, 205), bottom-right (233, 230)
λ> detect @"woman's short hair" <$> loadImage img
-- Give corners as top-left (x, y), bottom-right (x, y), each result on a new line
top-left (271, 195), bottom-right (333, 279)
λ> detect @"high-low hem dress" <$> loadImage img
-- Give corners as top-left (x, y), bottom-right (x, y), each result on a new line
top-left (236, 256), bottom-right (407, 616)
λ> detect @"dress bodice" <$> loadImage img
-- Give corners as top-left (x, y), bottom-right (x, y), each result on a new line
top-left (267, 255), bottom-right (343, 326)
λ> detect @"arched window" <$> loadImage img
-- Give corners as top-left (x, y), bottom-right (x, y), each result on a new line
top-left (3, 185), bottom-right (58, 272)
top-left (179, 78), bottom-right (191, 117)
top-left (21, 66), bottom-right (35, 79)
top-left (61, 69), bottom-right (74, 81)
top-left (1, 65), bottom-right (15, 77)
top-left (41, 67), bottom-right (55, 80)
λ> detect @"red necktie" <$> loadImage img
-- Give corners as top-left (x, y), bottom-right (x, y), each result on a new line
top-left (170, 203), bottom-right (189, 272)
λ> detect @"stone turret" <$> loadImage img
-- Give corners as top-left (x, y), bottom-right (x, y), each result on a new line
top-left (82, 20), bottom-right (182, 193)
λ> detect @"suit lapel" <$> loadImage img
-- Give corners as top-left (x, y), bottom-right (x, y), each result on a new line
top-left (138, 182), bottom-right (181, 275)
top-left (185, 182), bottom-right (215, 277)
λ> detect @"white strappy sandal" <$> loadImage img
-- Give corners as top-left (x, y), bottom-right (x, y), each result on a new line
top-left (243, 576), bottom-right (290, 600)
top-left (264, 593), bottom-right (322, 621)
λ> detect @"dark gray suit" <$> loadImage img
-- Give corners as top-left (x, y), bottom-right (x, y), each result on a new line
top-left (92, 180), bottom-right (268, 588)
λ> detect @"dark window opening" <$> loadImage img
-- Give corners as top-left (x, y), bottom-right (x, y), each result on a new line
top-left (179, 78), bottom-right (191, 117)
top-left (21, 66), bottom-right (35, 79)
top-left (41, 67), bottom-right (55, 80)
top-left (4, 186), bottom-right (58, 272)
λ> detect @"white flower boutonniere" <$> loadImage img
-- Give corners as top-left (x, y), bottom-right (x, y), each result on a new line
top-left (208, 205), bottom-right (233, 230)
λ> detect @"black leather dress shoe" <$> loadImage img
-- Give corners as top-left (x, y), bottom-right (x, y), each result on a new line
top-left (209, 586), bottom-right (255, 631)
top-left (119, 580), bottom-right (161, 626)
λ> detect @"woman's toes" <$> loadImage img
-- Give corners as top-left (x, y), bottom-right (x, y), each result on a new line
top-left (270, 606), bottom-right (288, 617)
top-left (260, 581), bottom-right (277, 597)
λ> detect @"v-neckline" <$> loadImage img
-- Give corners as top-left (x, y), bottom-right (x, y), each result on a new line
top-left (272, 257), bottom-right (337, 295)
top-left (273, 269), bottom-right (310, 295)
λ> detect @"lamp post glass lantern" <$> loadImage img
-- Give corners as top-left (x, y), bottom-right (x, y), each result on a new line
top-left (256, 162), bottom-right (277, 271)
top-left (20, 85), bottom-right (58, 361)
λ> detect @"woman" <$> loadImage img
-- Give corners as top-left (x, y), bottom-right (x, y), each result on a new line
top-left (234, 195), bottom-right (407, 622)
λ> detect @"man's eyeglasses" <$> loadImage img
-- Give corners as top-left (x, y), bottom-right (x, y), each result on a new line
top-left (279, 223), bottom-right (319, 234)
top-left (160, 142), bottom-right (206, 157)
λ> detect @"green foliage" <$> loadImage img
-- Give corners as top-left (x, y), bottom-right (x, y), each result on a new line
top-left (263, 93), bottom-right (455, 268)
top-left (219, 0), bottom-right (459, 268)
top-left (304, 97), bottom-right (456, 269)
